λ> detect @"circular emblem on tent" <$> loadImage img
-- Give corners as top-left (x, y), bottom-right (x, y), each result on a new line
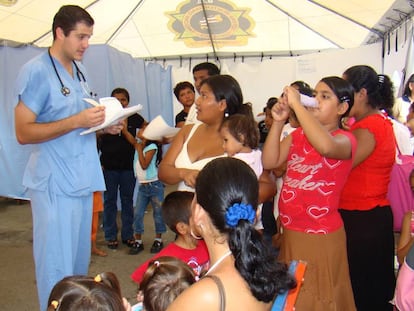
top-left (166, 0), bottom-right (255, 48)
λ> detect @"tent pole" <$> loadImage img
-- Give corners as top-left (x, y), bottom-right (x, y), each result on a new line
top-left (200, 0), bottom-right (219, 62)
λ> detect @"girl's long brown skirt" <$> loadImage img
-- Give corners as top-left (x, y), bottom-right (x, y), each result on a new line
top-left (278, 227), bottom-right (356, 311)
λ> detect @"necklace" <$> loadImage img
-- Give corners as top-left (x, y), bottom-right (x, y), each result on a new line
top-left (205, 250), bottom-right (232, 276)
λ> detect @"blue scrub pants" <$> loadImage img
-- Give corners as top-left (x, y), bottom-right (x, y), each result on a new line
top-left (29, 189), bottom-right (93, 311)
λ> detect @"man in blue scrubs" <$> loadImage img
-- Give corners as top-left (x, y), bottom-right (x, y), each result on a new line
top-left (14, 5), bottom-right (122, 310)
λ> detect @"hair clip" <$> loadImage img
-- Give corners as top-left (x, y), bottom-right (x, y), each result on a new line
top-left (378, 75), bottom-right (385, 84)
top-left (154, 261), bottom-right (160, 267)
top-left (94, 274), bottom-right (102, 283)
top-left (50, 300), bottom-right (59, 310)
top-left (339, 95), bottom-right (350, 103)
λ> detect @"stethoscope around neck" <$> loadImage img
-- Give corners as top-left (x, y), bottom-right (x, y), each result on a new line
top-left (48, 48), bottom-right (96, 98)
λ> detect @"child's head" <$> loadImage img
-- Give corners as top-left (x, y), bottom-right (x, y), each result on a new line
top-left (140, 256), bottom-right (196, 311)
top-left (264, 97), bottom-right (278, 130)
top-left (288, 81), bottom-right (314, 128)
top-left (343, 65), bottom-right (394, 113)
top-left (47, 272), bottom-right (125, 311)
top-left (313, 76), bottom-right (354, 127)
top-left (162, 191), bottom-right (194, 235)
top-left (220, 112), bottom-right (259, 156)
top-left (290, 80), bottom-right (314, 96)
top-left (173, 81), bottom-right (195, 107)
top-left (137, 123), bottom-right (163, 165)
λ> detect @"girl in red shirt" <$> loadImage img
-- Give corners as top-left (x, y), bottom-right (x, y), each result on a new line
top-left (339, 65), bottom-right (396, 311)
top-left (263, 76), bottom-right (357, 310)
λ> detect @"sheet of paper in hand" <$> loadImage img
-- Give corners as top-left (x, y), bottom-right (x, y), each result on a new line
top-left (143, 115), bottom-right (180, 141)
top-left (80, 97), bottom-right (143, 135)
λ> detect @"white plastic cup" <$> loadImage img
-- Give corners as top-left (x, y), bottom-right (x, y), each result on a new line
top-left (300, 94), bottom-right (317, 107)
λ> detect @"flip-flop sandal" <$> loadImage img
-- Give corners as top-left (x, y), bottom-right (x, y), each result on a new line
top-left (107, 240), bottom-right (118, 249)
top-left (122, 239), bottom-right (135, 248)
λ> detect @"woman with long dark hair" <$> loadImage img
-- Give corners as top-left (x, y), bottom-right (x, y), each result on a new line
top-left (167, 157), bottom-right (295, 311)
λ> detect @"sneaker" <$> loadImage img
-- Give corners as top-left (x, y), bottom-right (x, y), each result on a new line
top-left (150, 240), bottom-right (163, 253)
top-left (128, 241), bottom-right (144, 255)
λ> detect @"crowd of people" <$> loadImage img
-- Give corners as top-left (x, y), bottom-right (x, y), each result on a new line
top-left (13, 4), bottom-right (414, 311)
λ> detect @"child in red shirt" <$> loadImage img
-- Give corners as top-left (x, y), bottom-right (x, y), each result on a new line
top-left (131, 191), bottom-right (209, 284)
top-left (262, 76), bottom-right (357, 310)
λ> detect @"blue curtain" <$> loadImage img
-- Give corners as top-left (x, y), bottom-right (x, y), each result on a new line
top-left (0, 44), bottom-right (172, 199)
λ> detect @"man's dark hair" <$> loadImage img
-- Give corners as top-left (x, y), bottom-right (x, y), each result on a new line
top-left (52, 5), bottom-right (94, 40)
top-left (192, 62), bottom-right (220, 76)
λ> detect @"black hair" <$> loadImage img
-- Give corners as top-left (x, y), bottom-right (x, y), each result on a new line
top-left (195, 158), bottom-right (296, 302)
top-left (199, 75), bottom-right (244, 117)
top-left (111, 88), bottom-right (130, 102)
top-left (143, 140), bottom-right (163, 166)
top-left (343, 65), bottom-right (395, 112)
top-left (173, 81), bottom-right (195, 100)
top-left (162, 191), bottom-right (194, 234)
top-left (52, 5), bottom-right (94, 40)
top-left (192, 62), bottom-right (220, 76)
top-left (320, 76), bottom-right (354, 121)
top-left (266, 97), bottom-right (278, 110)
top-left (47, 272), bottom-right (124, 311)
top-left (402, 74), bottom-right (414, 102)
top-left (290, 81), bottom-right (313, 97)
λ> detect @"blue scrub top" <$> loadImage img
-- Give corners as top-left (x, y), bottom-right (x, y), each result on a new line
top-left (15, 52), bottom-right (105, 196)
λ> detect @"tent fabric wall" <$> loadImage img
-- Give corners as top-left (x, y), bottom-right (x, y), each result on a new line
top-left (0, 28), bottom-right (412, 199)
top-left (169, 43), bottom-right (384, 117)
top-left (0, 45), bottom-right (172, 198)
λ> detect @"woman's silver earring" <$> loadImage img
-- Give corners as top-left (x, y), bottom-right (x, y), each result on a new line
top-left (190, 229), bottom-right (202, 240)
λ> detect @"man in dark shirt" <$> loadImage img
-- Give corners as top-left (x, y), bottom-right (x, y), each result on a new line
top-left (99, 87), bottom-right (146, 249)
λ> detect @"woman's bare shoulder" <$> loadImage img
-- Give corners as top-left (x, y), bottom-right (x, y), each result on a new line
top-left (167, 278), bottom-right (219, 311)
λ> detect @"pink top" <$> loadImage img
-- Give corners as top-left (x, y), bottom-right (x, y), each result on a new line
top-left (279, 128), bottom-right (356, 234)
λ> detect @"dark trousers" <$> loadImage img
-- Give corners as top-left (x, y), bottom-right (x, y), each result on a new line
top-left (339, 206), bottom-right (396, 311)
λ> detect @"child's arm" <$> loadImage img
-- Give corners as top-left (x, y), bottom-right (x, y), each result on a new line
top-left (262, 98), bottom-right (291, 170)
top-left (135, 140), bottom-right (156, 170)
top-left (284, 86), bottom-right (352, 160)
top-left (258, 169), bottom-right (277, 203)
top-left (349, 128), bottom-right (375, 168)
top-left (121, 118), bottom-right (137, 147)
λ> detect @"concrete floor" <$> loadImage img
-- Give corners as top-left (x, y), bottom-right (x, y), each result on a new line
top-left (0, 195), bottom-right (175, 310)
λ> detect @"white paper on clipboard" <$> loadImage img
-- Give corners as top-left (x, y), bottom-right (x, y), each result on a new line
top-left (80, 97), bottom-right (143, 135)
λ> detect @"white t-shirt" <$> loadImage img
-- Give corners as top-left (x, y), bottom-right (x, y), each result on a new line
top-left (393, 97), bottom-right (411, 124)
top-left (391, 118), bottom-right (413, 155)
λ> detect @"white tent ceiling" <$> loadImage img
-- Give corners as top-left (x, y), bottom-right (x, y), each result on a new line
top-left (0, 0), bottom-right (413, 59)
